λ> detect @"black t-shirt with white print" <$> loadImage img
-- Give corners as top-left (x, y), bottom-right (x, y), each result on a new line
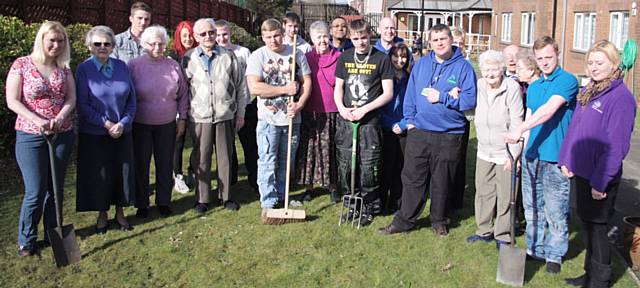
top-left (335, 47), bottom-right (394, 124)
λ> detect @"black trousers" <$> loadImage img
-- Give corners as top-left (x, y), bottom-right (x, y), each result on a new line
top-left (231, 100), bottom-right (258, 189)
top-left (133, 121), bottom-right (176, 208)
top-left (449, 121), bottom-right (469, 210)
top-left (335, 118), bottom-right (382, 213)
top-left (573, 176), bottom-right (619, 269)
top-left (173, 120), bottom-right (190, 175)
top-left (380, 130), bottom-right (406, 213)
top-left (392, 128), bottom-right (464, 229)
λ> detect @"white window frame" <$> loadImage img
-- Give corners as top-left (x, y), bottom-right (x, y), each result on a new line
top-left (501, 13), bottom-right (512, 43)
top-left (520, 12), bottom-right (535, 46)
top-left (609, 11), bottom-right (629, 50)
top-left (573, 12), bottom-right (597, 51)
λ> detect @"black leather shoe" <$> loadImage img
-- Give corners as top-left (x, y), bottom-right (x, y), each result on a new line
top-left (378, 224), bottom-right (408, 235)
top-left (194, 203), bottom-right (209, 214)
top-left (18, 247), bottom-right (34, 257)
top-left (115, 218), bottom-right (133, 231)
top-left (565, 274), bottom-right (587, 287)
top-left (158, 206), bottom-right (172, 217)
top-left (95, 225), bottom-right (108, 234)
top-left (546, 262), bottom-right (561, 274)
top-left (136, 207), bottom-right (148, 218)
top-left (223, 201), bottom-right (240, 211)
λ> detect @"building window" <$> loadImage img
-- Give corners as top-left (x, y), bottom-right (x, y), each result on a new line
top-left (610, 11), bottom-right (629, 50)
top-left (573, 12), bottom-right (597, 51)
top-left (521, 12), bottom-right (535, 46)
top-left (501, 13), bottom-right (512, 42)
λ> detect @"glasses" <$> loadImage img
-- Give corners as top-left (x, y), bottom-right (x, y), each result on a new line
top-left (92, 42), bottom-right (112, 47)
top-left (145, 42), bottom-right (166, 47)
top-left (198, 30), bottom-right (216, 37)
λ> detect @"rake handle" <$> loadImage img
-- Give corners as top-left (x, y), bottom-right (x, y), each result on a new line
top-left (350, 121), bottom-right (360, 198)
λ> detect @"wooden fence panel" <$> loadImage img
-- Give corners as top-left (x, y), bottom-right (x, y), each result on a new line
top-left (0, 0), bottom-right (255, 34)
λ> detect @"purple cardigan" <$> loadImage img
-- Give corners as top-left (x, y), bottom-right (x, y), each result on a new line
top-left (304, 47), bottom-right (340, 113)
top-left (558, 79), bottom-right (636, 192)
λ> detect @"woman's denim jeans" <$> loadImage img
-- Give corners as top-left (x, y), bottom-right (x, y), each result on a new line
top-left (16, 131), bottom-right (74, 249)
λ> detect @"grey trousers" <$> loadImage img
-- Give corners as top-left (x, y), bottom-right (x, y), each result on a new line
top-left (474, 158), bottom-right (512, 242)
top-left (191, 120), bottom-right (234, 204)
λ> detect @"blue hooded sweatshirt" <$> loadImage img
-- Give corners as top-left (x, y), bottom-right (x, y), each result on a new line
top-left (403, 46), bottom-right (477, 134)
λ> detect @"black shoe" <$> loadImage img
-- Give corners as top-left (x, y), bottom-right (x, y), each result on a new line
top-left (96, 216), bottom-right (108, 234)
top-left (378, 224), bottom-right (408, 235)
top-left (546, 262), bottom-right (561, 274)
top-left (135, 207), bottom-right (149, 219)
top-left (18, 246), bottom-right (35, 257)
top-left (360, 213), bottom-right (373, 227)
top-left (302, 190), bottom-right (313, 202)
top-left (116, 218), bottom-right (133, 231)
top-left (194, 203), bottom-right (209, 214)
top-left (330, 190), bottom-right (342, 203)
top-left (494, 239), bottom-right (510, 250)
top-left (432, 225), bottom-right (449, 237)
top-left (223, 201), bottom-right (240, 211)
top-left (565, 274), bottom-right (588, 287)
top-left (158, 206), bottom-right (172, 217)
top-left (526, 253), bottom-right (545, 262)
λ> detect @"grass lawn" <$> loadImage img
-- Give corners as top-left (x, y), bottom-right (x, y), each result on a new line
top-left (0, 127), bottom-right (637, 287)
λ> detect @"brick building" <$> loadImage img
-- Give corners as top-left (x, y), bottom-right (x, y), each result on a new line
top-left (492, 0), bottom-right (640, 98)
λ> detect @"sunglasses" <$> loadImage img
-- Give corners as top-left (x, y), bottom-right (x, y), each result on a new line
top-left (198, 30), bottom-right (216, 37)
top-left (92, 42), bottom-right (112, 48)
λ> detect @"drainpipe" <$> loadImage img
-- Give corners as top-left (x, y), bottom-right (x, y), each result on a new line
top-left (559, 0), bottom-right (568, 67)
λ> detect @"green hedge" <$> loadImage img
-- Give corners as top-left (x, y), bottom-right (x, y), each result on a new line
top-left (0, 16), bottom-right (91, 157)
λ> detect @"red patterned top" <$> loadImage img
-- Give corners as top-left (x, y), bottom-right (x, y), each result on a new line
top-left (9, 56), bottom-right (73, 134)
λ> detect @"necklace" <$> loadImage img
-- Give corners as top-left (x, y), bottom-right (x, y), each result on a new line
top-left (353, 47), bottom-right (372, 68)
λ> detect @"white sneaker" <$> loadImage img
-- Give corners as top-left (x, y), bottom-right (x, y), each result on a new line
top-left (174, 174), bottom-right (190, 194)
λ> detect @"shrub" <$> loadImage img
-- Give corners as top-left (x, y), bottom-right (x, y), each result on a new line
top-left (0, 16), bottom-right (91, 157)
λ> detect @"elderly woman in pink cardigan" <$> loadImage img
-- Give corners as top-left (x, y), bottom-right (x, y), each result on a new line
top-left (293, 20), bottom-right (342, 205)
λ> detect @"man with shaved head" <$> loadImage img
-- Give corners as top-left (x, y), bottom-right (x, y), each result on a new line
top-left (374, 17), bottom-right (404, 54)
top-left (503, 44), bottom-right (520, 80)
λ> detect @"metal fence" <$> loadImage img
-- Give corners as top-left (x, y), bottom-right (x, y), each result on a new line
top-left (290, 2), bottom-right (359, 39)
top-left (0, 0), bottom-right (254, 34)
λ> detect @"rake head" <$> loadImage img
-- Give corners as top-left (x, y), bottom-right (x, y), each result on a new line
top-left (339, 194), bottom-right (364, 228)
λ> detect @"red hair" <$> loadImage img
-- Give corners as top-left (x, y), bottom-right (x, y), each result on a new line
top-left (173, 20), bottom-right (198, 57)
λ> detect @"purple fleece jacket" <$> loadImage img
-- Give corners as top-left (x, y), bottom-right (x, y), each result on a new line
top-left (558, 79), bottom-right (636, 192)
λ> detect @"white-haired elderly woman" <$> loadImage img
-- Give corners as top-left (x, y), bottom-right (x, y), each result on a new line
top-left (128, 25), bottom-right (189, 218)
top-left (76, 25), bottom-right (136, 233)
top-left (466, 50), bottom-right (524, 248)
top-left (6, 21), bottom-right (76, 256)
top-left (294, 20), bottom-right (342, 204)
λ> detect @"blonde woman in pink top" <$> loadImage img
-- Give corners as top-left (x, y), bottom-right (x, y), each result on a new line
top-left (5, 21), bottom-right (76, 257)
top-left (294, 21), bottom-right (342, 205)
top-left (128, 25), bottom-right (189, 218)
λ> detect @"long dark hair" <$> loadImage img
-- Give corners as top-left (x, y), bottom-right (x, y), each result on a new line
top-left (389, 42), bottom-right (412, 77)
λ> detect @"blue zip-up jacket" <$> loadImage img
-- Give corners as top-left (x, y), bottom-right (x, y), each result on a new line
top-left (374, 36), bottom-right (405, 54)
top-left (403, 46), bottom-right (477, 134)
top-left (380, 73), bottom-right (409, 131)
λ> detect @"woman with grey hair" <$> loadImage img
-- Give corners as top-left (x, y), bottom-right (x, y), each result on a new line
top-left (466, 49), bottom-right (524, 247)
top-left (128, 25), bottom-right (189, 218)
top-left (294, 20), bottom-right (342, 204)
top-left (76, 25), bottom-right (136, 233)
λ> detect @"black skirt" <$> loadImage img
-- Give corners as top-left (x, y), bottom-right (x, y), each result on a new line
top-left (572, 175), bottom-right (619, 224)
top-left (76, 132), bottom-right (135, 211)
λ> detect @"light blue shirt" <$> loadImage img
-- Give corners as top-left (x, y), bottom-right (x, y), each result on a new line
top-left (90, 55), bottom-right (114, 78)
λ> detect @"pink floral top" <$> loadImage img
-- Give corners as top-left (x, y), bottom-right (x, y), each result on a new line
top-left (9, 56), bottom-right (73, 134)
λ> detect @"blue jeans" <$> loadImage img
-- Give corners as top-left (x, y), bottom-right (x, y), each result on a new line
top-left (16, 131), bottom-right (74, 249)
top-left (521, 157), bottom-right (570, 263)
top-left (256, 120), bottom-right (300, 208)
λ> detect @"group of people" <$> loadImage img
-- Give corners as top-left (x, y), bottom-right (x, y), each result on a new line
top-left (7, 2), bottom-right (636, 287)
